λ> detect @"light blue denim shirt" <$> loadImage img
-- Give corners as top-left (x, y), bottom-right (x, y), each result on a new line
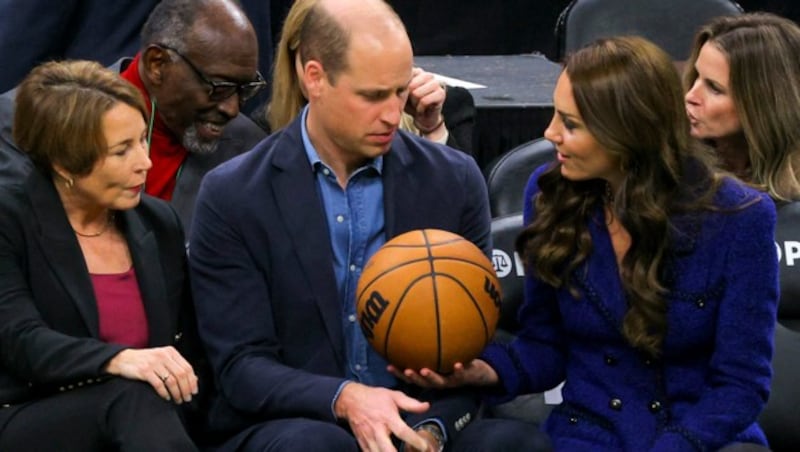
top-left (300, 106), bottom-right (396, 389)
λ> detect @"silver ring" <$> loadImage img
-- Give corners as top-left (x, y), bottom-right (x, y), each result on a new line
top-left (159, 373), bottom-right (169, 382)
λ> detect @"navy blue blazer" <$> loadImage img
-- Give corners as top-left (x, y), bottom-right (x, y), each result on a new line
top-left (482, 166), bottom-right (779, 451)
top-left (189, 115), bottom-right (491, 439)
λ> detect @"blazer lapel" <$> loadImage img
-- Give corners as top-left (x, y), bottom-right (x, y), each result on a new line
top-left (122, 209), bottom-right (172, 346)
top-left (577, 210), bottom-right (628, 331)
top-left (26, 171), bottom-right (100, 336)
top-left (271, 126), bottom-right (345, 366)
top-left (383, 137), bottom-right (415, 237)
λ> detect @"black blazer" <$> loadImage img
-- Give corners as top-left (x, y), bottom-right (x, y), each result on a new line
top-left (0, 168), bottom-right (197, 407)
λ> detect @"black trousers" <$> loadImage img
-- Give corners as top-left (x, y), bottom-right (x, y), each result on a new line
top-left (0, 378), bottom-right (196, 452)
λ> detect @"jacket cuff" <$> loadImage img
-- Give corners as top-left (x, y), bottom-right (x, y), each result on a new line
top-left (479, 343), bottom-right (522, 404)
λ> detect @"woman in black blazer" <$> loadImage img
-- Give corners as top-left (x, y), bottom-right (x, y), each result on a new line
top-left (0, 60), bottom-right (198, 450)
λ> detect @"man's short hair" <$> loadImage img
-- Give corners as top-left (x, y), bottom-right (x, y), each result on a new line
top-left (298, 3), bottom-right (350, 84)
top-left (140, 0), bottom-right (209, 53)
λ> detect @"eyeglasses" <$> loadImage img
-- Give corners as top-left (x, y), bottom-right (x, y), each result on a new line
top-left (156, 43), bottom-right (267, 103)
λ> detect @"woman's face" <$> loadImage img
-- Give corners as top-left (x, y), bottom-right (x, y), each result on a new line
top-left (544, 72), bottom-right (620, 184)
top-left (71, 102), bottom-right (152, 211)
top-left (685, 42), bottom-right (742, 141)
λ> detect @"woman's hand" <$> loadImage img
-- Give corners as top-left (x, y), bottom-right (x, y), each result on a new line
top-left (388, 359), bottom-right (499, 389)
top-left (104, 346), bottom-right (198, 404)
top-left (405, 67), bottom-right (447, 138)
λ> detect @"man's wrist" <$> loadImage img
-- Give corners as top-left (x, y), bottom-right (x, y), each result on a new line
top-left (416, 423), bottom-right (445, 452)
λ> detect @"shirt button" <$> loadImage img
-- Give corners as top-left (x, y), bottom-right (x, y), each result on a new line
top-left (569, 417), bottom-right (578, 424)
top-left (354, 364), bottom-right (362, 371)
top-left (322, 168), bottom-right (330, 176)
top-left (649, 400), bottom-right (662, 413)
top-left (609, 398), bottom-right (623, 411)
top-left (350, 264), bottom-right (357, 272)
top-left (348, 314), bottom-right (356, 323)
top-left (336, 215), bottom-right (344, 223)
top-left (604, 354), bottom-right (617, 366)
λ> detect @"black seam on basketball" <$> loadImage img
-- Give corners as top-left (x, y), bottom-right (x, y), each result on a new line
top-left (421, 230), bottom-right (443, 372)
top-left (355, 256), bottom-right (435, 301)
top-left (429, 272), bottom-right (492, 340)
top-left (378, 237), bottom-right (464, 249)
top-left (358, 256), bottom-right (495, 302)
top-left (382, 273), bottom-right (440, 365)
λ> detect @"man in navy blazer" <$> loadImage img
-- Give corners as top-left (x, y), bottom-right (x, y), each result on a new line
top-left (189, 0), bottom-right (547, 451)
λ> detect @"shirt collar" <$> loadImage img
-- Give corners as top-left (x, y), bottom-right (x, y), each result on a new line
top-left (300, 106), bottom-right (383, 174)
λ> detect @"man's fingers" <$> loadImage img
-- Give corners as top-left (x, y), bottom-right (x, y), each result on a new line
top-left (390, 420), bottom-right (427, 452)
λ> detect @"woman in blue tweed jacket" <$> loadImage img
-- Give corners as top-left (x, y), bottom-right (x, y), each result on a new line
top-left (395, 36), bottom-right (779, 451)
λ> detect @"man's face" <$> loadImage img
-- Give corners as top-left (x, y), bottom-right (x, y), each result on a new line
top-left (306, 31), bottom-right (413, 164)
top-left (149, 28), bottom-right (259, 153)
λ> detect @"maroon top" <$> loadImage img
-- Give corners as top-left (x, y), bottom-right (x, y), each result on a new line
top-left (90, 267), bottom-right (149, 348)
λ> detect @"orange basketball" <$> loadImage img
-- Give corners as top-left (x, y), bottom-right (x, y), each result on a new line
top-left (356, 229), bottom-right (502, 373)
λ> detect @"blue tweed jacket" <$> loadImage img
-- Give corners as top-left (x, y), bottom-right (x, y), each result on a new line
top-left (482, 166), bottom-right (779, 451)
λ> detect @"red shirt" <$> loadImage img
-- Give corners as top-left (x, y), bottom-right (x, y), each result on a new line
top-left (91, 267), bottom-right (149, 348)
top-left (120, 53), bottom-right (187, 201)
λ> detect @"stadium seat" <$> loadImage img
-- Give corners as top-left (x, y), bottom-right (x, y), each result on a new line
top-left (775, 201), bottom-right (800, 331)
top-left (759, 201), bottom-right (800, 450)
top-left (758, 323), bottom-right (800, 451)
top-left (484, 137), bottom-right (556, 217)
top-left (555, 0), bottom-right (744, 61)
top-left (490, 213), bottom-right (526, 341)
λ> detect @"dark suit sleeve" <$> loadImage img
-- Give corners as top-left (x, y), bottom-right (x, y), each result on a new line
top-left (0, 187), bottom-right (125, 388)
top-left (189, 169), bottom-right (346, 423)
top-left (457, 151), bottom-right (493, 258)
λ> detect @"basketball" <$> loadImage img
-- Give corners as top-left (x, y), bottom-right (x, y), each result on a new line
top-left (356, 229), bottom-right (502, 374)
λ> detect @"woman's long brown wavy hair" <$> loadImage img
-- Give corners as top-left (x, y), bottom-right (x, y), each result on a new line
top-left (516, 37), bottom-right (722, 356)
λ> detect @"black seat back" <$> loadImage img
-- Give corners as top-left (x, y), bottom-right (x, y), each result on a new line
top-left (555, 0), bottom-right (744, 61)
top-left (775, 201), bottom-right (800, 331)
top-left (758, 323), bottom-right (800, 451)
top-left (490, 213), bottom-right (526, 341)
top-left (484, 138), bottom-right (556, 217)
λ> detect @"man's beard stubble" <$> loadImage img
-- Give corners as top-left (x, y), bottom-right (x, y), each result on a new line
top-left (182, 124), bottom-right (220, 155)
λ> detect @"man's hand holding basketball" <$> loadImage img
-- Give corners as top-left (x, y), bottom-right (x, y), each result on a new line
top-left (334, 382), bottom-right (431, 452)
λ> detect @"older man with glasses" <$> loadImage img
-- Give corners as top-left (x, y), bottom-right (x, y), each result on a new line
top-left (0, 0), bottom-right (267, 236)
top-left (117, 0), bottom-right (266, 234)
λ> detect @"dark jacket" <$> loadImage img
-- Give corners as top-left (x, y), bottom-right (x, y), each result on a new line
top-left (189, 115), bottom-right (491, 442)
top-left (0, 169), bottom-right (198, 407)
